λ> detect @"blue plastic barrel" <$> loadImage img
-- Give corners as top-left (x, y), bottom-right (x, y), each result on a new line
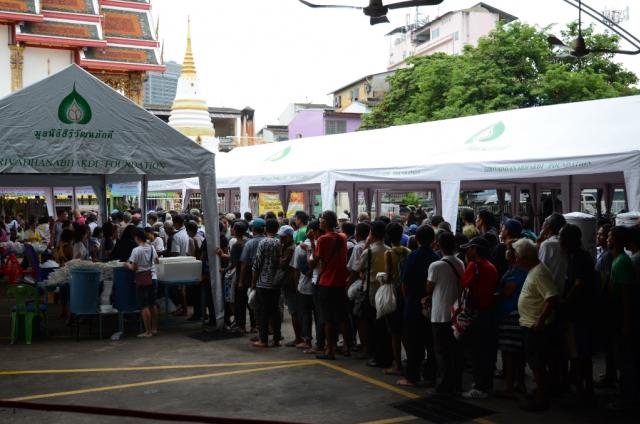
top-left (112, 267), bottom-right (138, 313)
top-left (69, 268), bottom-right (101, 315)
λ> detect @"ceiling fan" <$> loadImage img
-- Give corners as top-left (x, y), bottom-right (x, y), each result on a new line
top-left (548, 0), bottom-right (640, 57)
top-left (298, 0), bottom-right (444, 25)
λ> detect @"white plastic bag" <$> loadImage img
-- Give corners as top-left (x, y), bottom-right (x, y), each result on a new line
top-left (375, 283), bottom-right (396, 319)
top-left (347, 279), bottom-right (363, 301)
top-left (247, 288), bottom-right (257, 310)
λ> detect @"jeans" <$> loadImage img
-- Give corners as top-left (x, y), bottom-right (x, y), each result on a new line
top-left (257, 287), bottom-right (281, 344)
top-left (432, 321), bottom-right (461, 392)
top-left (403, 317), bottom-right (428, 384)
top-left (298, 293), bottom-right (314, 342)
top-left (312, 285), bottom-right (325, 349)
top-left (466, 309), bottom-right (497, 392)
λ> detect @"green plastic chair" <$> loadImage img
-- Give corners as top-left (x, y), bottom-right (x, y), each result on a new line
top-left (7, 284), bottom-right (47, 344)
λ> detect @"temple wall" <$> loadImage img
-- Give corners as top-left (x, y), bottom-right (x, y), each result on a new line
top-left (23, 47), bottom-right (74, 88)
top-left (0, 25), bottom-right (11, 97)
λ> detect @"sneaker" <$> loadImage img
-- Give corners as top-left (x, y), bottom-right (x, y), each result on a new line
top-left (462, 389), bottom-right (489, 400)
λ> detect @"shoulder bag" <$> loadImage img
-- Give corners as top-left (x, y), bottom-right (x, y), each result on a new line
top-left (352, 247), bottom-right (371, 318)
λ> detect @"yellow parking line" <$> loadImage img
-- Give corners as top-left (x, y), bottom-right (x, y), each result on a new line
top-left (315, 361), bottom-right (420, 400)
top-left (0, 360), bottom-right (314, 376)
top-left (8, 362), bottom-right (312, 402)
top-left (359, 416), bottom-right (417, 424)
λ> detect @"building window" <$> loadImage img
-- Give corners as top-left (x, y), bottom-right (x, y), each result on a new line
top-left (351, 88), bottom-right (359, 101)
top-left (325, 119), bottom-right (347, 135)
top-left (432, 28), bottom-right (440, 39)
top-left (454, 31), bottom-right (459, 41)
top-left (334, 95), bottom-right (342, 109)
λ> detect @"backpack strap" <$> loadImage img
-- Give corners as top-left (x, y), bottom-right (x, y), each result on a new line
top-left (441, 258), bottom-right (461, 280)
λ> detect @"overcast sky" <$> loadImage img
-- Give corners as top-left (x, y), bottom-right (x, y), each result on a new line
top-left (152, 0), bottom-right (640, 130)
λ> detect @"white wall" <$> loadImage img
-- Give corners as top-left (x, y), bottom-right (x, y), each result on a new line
top-left (23, 47), bottom-right (73, 88)
top-left (0, 25), bottom-right (11, 98)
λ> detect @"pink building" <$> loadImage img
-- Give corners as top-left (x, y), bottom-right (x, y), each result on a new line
top-left (387, 2), bottom-right (517, 70)
top-left (288, 109), bottom-right (362, 140)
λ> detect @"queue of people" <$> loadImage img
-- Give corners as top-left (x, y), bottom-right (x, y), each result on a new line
top-left (217, 208), bottom-right (639, 413)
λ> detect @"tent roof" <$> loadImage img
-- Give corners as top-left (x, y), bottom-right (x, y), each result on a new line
top-left (0, 64), bottom-right (215, 181)
top-left (214, 95), bottom-right (640, 187)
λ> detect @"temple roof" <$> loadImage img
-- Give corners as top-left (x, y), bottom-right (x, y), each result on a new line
top-left (103, 6), bottom-right (157, 46)
top-left (0, 0), bottom-right (43, 22)
top-left (80, 44), bottom-right (163, 72)
top-left (17, 18), bottom-right (106, 47)
top-left (41, 0), bottom-right (98, 15)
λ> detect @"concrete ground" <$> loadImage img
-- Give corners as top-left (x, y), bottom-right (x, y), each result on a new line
top-left (0, 297), bottom-right (637, 424)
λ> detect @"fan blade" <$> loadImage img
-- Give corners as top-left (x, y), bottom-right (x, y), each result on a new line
top-left (370, 15), bottom-right (391, 25)
top-left (386, 0), bottom-right (444, 10)
top-left (298, 0), bottom-right (362, 10)
top-left (547, 35), bottom-right (566, 47)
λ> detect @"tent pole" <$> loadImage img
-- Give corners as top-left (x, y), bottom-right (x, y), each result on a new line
top-left (101, 176), bottom-right (109, 225)
top-left (141, 176), bottom-right (148, 226)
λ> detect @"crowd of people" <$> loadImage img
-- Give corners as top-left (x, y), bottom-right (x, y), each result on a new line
top-left (2, 205), bottom-right (639, 412)
top-left (217, 207), bottom-right (639, 412)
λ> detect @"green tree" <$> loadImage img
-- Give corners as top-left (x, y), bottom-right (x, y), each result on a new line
top-left (361, 22), bottom-right (639, 130)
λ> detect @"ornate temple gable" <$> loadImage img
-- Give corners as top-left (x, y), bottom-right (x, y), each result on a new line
top-left (0, 0), bottom-right (43, 22)
top-left (16, 18), bottom-right (106, 47)
top-left (80, 44), bottom-right (163, 72)
top-left (102, 5), bottom-right (157, 47)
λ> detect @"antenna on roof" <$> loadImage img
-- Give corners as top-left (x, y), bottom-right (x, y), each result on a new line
top-left (601, 5), bottom-right (629, 26)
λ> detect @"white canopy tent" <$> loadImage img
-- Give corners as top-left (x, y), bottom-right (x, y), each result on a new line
top-left (152, 95), bottom-right (640, 229)
top-left (0, 65), bottom-right (224, 326)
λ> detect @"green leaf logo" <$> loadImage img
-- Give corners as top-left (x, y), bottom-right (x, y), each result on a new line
top-left (58, 83), bottom-right (92, 125)
top-left (465, 121), bottom-right (505, 145)
top-left (265, 146), bottom-right (291, 162)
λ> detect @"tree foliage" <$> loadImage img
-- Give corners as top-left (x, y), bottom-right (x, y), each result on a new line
top-left (361, 22), bottom-right (639, 130)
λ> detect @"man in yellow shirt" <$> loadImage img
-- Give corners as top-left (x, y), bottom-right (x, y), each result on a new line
top-left (514, 238), bottom-right (559, 411)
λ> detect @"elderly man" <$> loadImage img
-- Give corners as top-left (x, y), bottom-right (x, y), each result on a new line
top-left (515, 238), bottom-right (559, 411)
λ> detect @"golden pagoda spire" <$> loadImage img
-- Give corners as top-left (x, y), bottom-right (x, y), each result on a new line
top-left (181, 16), bottom-right (197, 77)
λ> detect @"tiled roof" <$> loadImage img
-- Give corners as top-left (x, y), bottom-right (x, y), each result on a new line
top-left (103, 7), bottom-right (154, 41)
top-left (17, 19), bottom-right (105, 47)
top-left (81, 45), bottom-right (163, 71)
top-left (41, 0), bottom-right (97, 15)
top-left (0, 0), bottom-right (42, 21)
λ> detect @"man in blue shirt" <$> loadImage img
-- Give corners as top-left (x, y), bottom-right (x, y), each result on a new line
top-left (397, 225), bottom-right (440, 386)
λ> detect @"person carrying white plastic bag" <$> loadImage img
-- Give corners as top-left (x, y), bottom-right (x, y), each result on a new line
top-left (375, 272), bottom-right (396, 319)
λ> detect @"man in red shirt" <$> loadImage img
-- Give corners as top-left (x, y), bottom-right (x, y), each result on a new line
top-left (310, 210), bottom-right (350, 360)
top-left (459, 236), bottom-right (499, 399)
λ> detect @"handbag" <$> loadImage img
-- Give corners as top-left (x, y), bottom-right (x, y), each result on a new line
top-left (451, 262), bottom-right (478, 340)
top-left (134, 247), bottom-right (154, 287)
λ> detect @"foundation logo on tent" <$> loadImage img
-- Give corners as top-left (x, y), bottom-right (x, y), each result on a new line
top-left (265, 146), bottom-right (291, 162)
top-left (58, 83), bottom-right (92, 125)
top-left (465, 121), bottom-right (507, 151)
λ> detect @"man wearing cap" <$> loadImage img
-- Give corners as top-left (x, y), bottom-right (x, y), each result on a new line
top-left (538, 213), bottom-right (568, 293)
top-left (170, 214), bottom-right (189, 257)
top-left (223, 213), bottom-right (235, 240)
top-left (278, 225), bottom-right (303, 347)
top-left (459, 236), bottom-right (499, 400)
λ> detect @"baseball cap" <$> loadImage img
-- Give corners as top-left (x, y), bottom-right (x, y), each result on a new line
top-left (277, 225), bottom-right (294, 238)
top-left (251, 218), bottom-right (265, 229)
top-left (460, 236), bottom-right (490, 250)
top-left (224, 213), bottom-right (236, 222)
top-left (338, 212), bottom-right (350, 221)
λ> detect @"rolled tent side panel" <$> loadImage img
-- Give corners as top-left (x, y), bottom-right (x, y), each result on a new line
top-left (240, 184), bottom-right (250, 214)
top-left (44, 187), bottom-right (55, 218)
top-left (321, 173), bottom-right (337, 213)
top-left (441, 180), bottom-right (461, 233)
top-left (91, 182), bottom-right (108, 225)
top-left (624, 168), bottom-right (640, 212)
top-left (199, 174), bottom-right (224, 327)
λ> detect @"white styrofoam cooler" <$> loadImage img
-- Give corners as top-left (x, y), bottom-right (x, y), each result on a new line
top-left (157, 257), bottom-right (202, 282)
top-left (616, 212), bottom-right (640, 228)
top-left (564, 212), bottom-right (597, 259)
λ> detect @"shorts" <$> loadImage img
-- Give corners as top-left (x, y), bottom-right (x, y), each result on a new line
top-left (498, 311), bottom-right (524, 352)
top-left (284, 288), bottom-right (299, 315)
top-left (318, 285), bottom-right (348, 325)
top-left (522, 326), bottom-right (549, 370)
top-left (385, 309), bottom-right (403, 336)
top-left (224, 276), bottom-right (236, 303)
top-left (136, 282), bottom-right (156, 309)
